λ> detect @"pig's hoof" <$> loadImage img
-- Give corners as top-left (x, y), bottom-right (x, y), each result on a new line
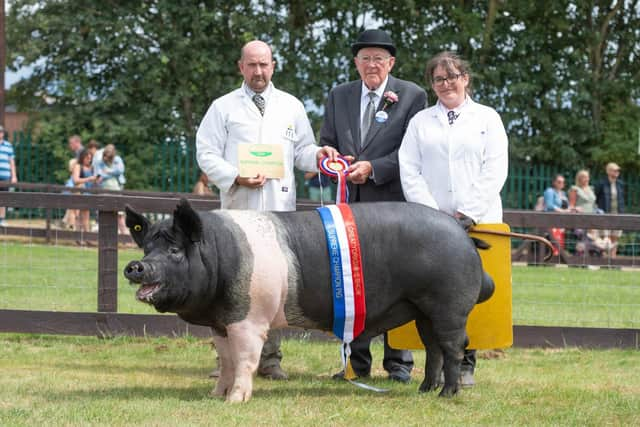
top-left (438, 385), bottom-right (459, 398)
top-left (226, 387), bottom-right (252, 403)
top-left (209, 386), bottom-right (227, 398)
top-left (418, 379), bottom-right (439, 393)
top-left (210, 378), bottom-right (233, 398)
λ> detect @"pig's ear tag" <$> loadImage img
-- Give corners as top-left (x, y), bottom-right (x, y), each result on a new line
top-left (133, 224), bottom-right (142, 232)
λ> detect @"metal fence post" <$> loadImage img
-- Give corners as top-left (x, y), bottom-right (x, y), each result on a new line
top-left (98, 209), bottom-right (118, 312)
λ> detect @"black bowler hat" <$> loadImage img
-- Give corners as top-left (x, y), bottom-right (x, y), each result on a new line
top-left (351, 29), bottom-right (396, 57)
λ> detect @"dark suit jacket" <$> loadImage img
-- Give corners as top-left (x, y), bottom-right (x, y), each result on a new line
top-left (595, 179), bottom-right (625, 213)
top-left (320, 75), bottom-right (427, 202)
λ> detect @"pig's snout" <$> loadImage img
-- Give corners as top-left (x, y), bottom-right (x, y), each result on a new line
top-left (124, 260), bottom-right (147, 283)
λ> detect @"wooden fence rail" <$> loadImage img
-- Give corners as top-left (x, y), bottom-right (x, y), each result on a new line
top-left (1, 186), bottom-right (639, 348)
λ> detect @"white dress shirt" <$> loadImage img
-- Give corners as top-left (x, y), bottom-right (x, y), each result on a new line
top-left (399, 98), bottom-right (509, 223)
top-left (359, 76), bottom-right (388, 124)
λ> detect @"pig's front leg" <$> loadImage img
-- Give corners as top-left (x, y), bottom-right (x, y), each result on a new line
top-left (225, 321), bottom-right (268, 403)
top-left (210, 335), bottom-right (235, 398)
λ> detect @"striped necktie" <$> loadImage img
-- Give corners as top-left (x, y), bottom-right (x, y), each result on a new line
top-left (253, 94), bottom-right (265, 116)
top-left (361, 92), bottom-right (376, 145)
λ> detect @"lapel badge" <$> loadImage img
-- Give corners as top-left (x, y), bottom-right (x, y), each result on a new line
top-left (375, 110), bottom-right (389, 123)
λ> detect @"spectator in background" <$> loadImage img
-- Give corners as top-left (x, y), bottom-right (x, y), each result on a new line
top-left (543, 174), bottom-right (573, 258)
top-left (568, 170), bottom-right (597, 213)
top-left (95, 144), bottom-right (127, 234)
top-left (72, 149), bottom-right (100, 240)
top-left (192, 172), bottom-right (214, 196)
top-left (87, 139), bottom-right (101, 162)
top-left (94, 144), bottom-right (124, 192)
top-left (68, 135), bottom-right (84, 159)
top-left (62, 158), bottom-right (79, 229)
top-left (0, 126), bottom-right (18, 227)
top-left (543, 174), bottom-right (570, 212)
top-left (62, 135), bottom-right (85, 229)
top-left (303, 171), bottom-right (333, 202)
top-left (568, 170), bottom-right (601, 257)
top-left (595, 162), bottom-right (624, 258)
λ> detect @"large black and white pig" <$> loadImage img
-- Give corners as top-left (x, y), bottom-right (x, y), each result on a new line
top-left (124, 199), bottom-right (494, 402)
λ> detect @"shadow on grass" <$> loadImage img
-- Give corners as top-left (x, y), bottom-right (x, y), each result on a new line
top-left (32, 371), bottom-right (420, 403)
top-left (33, 385), bottom-right (215, 402)
top-left (39, 382), bottom-right (417, 403)
top-left (50, 361), bottom-right (209, 378)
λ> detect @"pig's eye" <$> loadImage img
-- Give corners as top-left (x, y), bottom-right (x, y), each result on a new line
top-left (169, 247), bottom-right (181, 255)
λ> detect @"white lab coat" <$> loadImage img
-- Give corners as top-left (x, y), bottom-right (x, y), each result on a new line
top-left (399, 98), bottom-right (508, 223)
top-left (196, 83), bottom-right (319, 211)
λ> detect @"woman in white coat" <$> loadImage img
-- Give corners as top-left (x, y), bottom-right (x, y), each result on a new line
top-left (398, 51), bottom-right (509, 386)
top-left (399, 51), bottom-right (508, 226)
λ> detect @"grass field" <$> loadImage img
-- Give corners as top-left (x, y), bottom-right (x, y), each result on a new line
top-left (1, 242), bottom-right (639, 425)
top-left (1, 241), bottom-right (639, 328)
top-left (0, 335), bottom-right (639, 426)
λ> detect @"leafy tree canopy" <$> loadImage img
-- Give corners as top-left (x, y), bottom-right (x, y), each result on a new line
top-left (7, 0), bottom-right (640, 188)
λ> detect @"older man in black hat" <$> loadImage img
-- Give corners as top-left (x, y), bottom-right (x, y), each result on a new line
top-left (320, 29), bottom-right (427, 383)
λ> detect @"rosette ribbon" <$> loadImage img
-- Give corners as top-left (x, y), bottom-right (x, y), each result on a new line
top-left (319, 155), bottom-right (350, 204)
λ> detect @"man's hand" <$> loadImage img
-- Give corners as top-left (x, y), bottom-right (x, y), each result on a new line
top-left (347, 161), bottom-right (372, 185)
top-left (235, 174), bottom-right (267, 188)
top-left (316, 145), bottom-right (339, 162)
top-left (454, 212), bottom-right (476, 231)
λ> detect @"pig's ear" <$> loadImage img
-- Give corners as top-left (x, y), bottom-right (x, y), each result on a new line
top-left (125, 205), bottom-right (150, 248)
top-left (173, 198), bottom-right (202, 243)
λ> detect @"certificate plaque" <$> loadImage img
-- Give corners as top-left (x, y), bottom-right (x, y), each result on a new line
top-left (237, 144), bottom-right (284, 179)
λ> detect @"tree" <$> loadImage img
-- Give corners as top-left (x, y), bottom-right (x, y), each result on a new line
top-left (6, 0), bottom-right (640, 189)
top-left (7, 0), bottom-right (264, 188)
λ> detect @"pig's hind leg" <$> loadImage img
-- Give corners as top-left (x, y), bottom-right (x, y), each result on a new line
top-left (414, 307), bottom-right (467, 397)
top-left (414, 316), bottom-right (444, 393)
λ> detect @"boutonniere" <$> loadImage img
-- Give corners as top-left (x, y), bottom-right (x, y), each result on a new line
top-left (376, 91), bottom-right (399, 123)
top-left (382, 91), bottom-right (399, 110)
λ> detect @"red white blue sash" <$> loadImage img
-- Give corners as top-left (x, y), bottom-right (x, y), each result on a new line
top-left (317, 204), bottom-right (366, 343)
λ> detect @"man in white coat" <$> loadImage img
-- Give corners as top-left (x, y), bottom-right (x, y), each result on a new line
top-left (196, 40), bottom-right (337, 380)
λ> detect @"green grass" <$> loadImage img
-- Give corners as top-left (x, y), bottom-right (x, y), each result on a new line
top-left (0, 242), bottom-right (156, 314)
top-left (1, 241), bottom-right (640, 328)
top-left (1, 242), bottom-right (639, 425)
top-left (512, 266), bottom-right (640, 328)
top-left (0, 335), bottom-right (638, 426)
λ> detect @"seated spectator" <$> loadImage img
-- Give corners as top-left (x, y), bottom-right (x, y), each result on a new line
top-left (543, 174), bottom-right (570, 213)
top-left (595, 162), bottom-right (624, 258)
top-left (543, 174), bottom-right (572, 257)
top-left (192, 172), bottom-right (214, 196)
top-left (568, 170), bottom-right (598, 213)
top-left (574, 229), bottom-right (615, 257)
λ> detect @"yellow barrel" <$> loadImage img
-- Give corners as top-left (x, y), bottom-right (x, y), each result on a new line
top-left (387, 223), bottom-right (512, 350)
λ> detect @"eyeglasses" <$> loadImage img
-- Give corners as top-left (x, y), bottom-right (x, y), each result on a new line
top-left (432, 73), bottom-right (464, 86)
top-left (356, 55), bottom-right (391, 65)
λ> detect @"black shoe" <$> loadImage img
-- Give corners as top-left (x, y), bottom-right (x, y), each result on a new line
top-left (332, 369), bottom-right (370, 381)
top-left (257, 365), bottom-right (288, 380)
top-left (437, 369), bottom-right (475, 387)
top-left (388, 369), bottom-right (411, 383)
top-left (460, 369), bottom-right (475, 387)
